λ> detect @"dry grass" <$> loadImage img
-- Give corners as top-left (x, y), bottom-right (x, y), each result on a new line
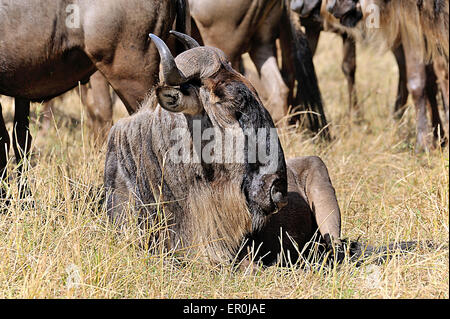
top-left (0, 32), bottom-right (448, 299)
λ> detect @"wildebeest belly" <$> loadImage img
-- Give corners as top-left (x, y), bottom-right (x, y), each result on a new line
top-left (0, 50), bottom-right (96, 102)
top-left (0, 49), bottom-right (95, 101)
top-left (0, 0), bottom-right (94, 100)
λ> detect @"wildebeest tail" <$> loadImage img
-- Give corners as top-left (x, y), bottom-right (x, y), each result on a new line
top-left (174, 0), bottom-right (192, 54)
top-left (281, 1), bottom-right (330, 139)
top-left (175, 0), bottom-right (191, 35)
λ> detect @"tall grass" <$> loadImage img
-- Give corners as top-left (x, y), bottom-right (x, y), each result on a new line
top-left (0, 33), bottom-right (447, 298)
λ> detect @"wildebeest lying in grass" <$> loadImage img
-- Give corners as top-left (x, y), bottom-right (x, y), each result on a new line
top-left (104, 33), bottom-right (419, 267)
top-left (0, 0), bottom-right (188, 202)
top-left (105, 32), bottom-right (290, 263)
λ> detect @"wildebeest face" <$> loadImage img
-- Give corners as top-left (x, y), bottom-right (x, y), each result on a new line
top-left (150, 32), bottom-right (288, 229)
top-left (291, 0), bottom-right (322, 18)
top-left (326, 0), bottom-right (363, 27)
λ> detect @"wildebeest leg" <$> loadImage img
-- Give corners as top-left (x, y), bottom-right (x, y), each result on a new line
top-left (425, 64), bottom-right (446, 144)
top-left (13, 98), bottom-right (32, 199)
top-left (403, 43), bottom-right (433, 152)
top-left (433, 55), bottom-right (449, 136)
top-left (341, 33), bottom-right (358, 117)
top-left (280, 30), bottom-right (295, 109)
top-left (285, 14), bottom-right (321, 110)
top-left (80, 72), bottom-right (113, 142)
top-left (249, 42), bottom-right (289, 127)
top-left (287, 156), bottom-right (342, 251)
top-left (242, 156), bottom-right (345, 265)
top-left (246, 5), bottom-right (289, 127)
top-left (284, 10), bottom-right (329, 137)
top-left (392, 44), bottom-right (409, 119)
top-left (0, 102), bottom-right (11, 203)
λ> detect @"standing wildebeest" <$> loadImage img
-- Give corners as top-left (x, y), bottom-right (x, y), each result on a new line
top-left (0, 0), bottom-right (188, 202)
top-left (293, 0), bottom-right (444, 137)
top-left (189, 0), bottom-right (329, 135)
top-left (324, 0), bottom-right (449, 151)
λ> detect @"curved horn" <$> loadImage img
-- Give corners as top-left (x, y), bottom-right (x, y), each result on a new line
top-left (149, 33), bottom-right (187, 85)
top-left (169, 30), bottom-right (200, 50)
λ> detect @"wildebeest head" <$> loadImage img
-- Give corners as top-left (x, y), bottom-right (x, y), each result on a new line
top-left (291, 0), bottom-right (322, 18)
top-left (149, 32), bottom-right (288, 232)
top-left (326, 0), bottom-right (363, 27)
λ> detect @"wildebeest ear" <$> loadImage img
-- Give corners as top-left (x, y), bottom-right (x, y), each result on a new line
top-left (156, 85), bottom-right (203, 115)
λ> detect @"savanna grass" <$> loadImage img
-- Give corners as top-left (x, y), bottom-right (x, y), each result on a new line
top-left (0, 32), bottom-right (447, 298)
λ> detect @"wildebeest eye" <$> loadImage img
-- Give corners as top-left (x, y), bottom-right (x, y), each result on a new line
top-left (180, 79), bottom-right (201, 95)
top-left (180, 83), bottom-right (191, 95)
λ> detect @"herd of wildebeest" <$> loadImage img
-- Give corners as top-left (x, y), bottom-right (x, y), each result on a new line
top-left (0, 0), bottom-right (448, 268)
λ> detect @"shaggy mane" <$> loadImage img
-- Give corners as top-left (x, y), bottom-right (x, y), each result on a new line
top-left (185, 182), bottom-right (253, 264)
